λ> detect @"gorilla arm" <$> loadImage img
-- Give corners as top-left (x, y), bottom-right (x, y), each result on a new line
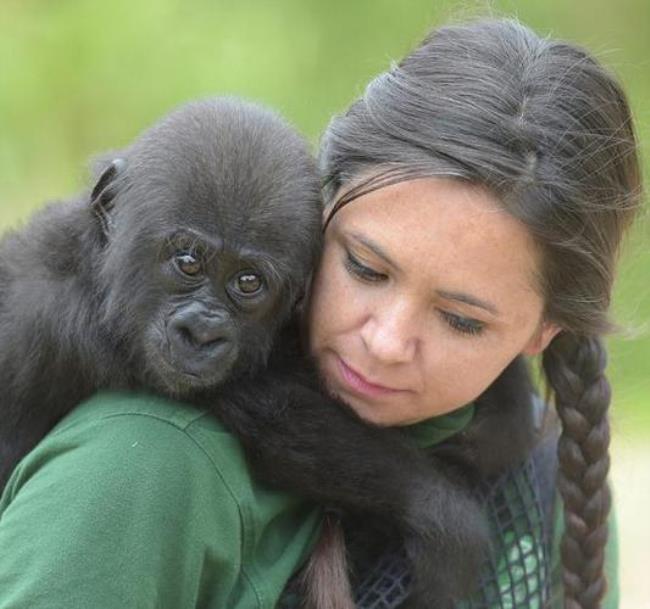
top-left (208, 351), bottom-right (538, 607)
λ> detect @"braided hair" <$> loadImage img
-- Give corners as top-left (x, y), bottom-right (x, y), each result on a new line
top-left (319, 19), bottom-right (641, 609)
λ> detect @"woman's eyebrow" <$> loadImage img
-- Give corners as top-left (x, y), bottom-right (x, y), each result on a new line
top-left (436, 289), bottom-right (500, 316)
top-left (346, 230), bottom-right (500, 316)
top-left (346, 232), bottom-right (401, 270)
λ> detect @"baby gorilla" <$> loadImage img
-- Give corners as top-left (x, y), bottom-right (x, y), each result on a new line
top-left (0, 98), bottom-right (537, 609)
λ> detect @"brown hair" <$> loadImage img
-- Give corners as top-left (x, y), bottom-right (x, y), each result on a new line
top-left (320, 18), bottom-right (641, 609)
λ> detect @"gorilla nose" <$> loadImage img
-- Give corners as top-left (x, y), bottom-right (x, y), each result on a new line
top-left (165, 305), bottom-right (239, 385)
top-left (168, 307), bottom-right (234, 353)
top-left (179, 321), bottom-right (226, 348)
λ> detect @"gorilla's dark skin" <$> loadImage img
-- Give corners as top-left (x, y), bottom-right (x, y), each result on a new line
top-left (0, 98), bottom-right (537, 608)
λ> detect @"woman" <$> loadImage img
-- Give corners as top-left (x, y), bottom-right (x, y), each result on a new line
top-left (304, 18), bottom-right (640, 609)
top-left (307, 18), bottom-right (642, 609)
top-left (0, 18), bottom-right (640, 609)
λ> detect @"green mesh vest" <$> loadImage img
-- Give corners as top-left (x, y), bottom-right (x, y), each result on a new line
top-left (280, 426), bottom-right (558, 609)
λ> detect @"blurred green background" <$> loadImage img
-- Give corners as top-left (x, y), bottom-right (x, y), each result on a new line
top-left (0, 0), bottom-right (648, 605)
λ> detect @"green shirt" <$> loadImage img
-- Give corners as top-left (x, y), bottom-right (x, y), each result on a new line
top-left (0, 392), bottom-right (618, 608)
top-left (0, 392), bottom-right (322, 609)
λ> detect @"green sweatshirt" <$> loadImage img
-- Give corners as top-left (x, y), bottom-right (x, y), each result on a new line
top-left (0, 392), bottom-right (617, 608)
top-left (0, 392), bottom-right (322, 609)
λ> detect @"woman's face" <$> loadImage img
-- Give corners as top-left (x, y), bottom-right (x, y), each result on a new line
top-left (308, 177), bottom-right (559, 426)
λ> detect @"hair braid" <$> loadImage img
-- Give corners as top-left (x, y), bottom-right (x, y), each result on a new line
top-left (542, 333), bottom-right (612, 609)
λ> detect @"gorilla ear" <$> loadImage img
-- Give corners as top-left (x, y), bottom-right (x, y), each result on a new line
top-left (90, 158), bottom-right (127, 239)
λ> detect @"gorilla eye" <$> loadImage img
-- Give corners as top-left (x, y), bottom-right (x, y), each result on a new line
top-left (174, 252), bottom-right (202, 277)
top-left (235, 271), bottom-right (263, 295)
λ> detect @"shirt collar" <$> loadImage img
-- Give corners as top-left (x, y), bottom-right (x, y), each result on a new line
top-left (401, 403), bottom-right (475, 449)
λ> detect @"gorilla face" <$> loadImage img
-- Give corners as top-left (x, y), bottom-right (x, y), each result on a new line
top-left (141, 227), bottom-right (289, 394)
top-left (89, 98), bottom-right (323, 396)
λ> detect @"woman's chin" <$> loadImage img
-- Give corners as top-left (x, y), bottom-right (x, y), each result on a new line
top-left (325, 386), bottom-right (393, 426)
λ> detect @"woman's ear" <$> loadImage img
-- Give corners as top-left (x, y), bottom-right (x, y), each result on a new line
top-left (521, 321), bottom-right (562, 356)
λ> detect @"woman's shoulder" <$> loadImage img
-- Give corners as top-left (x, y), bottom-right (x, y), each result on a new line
top-left (0, 392), bottom-right (244, 608)
top-left (2, 391), bottom-right (251, 511)
top-left (0, 391), bottom-right (322, 609)
top-left (52, 389), bottom-right (223, 437)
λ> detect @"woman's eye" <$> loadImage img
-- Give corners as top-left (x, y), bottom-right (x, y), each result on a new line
top-left (174, 251), bottom-right (202, 277)
top-left (440, 311), bottom-right (484, 336)
top-left (344, 252), bottom-right (386, 282)
top-left (233, 271), bottom-right (264, 295)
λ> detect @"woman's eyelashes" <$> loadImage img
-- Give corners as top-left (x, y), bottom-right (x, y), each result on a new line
top-left (344, 251), bottom-right (386, 282)
top-left (439, 310), bottom-right (485, 336)
top-left (344, 249), bottom-right (485, 336)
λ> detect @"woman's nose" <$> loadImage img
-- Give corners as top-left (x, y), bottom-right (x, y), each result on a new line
top-left (359, 302), bottom-right (418, 364)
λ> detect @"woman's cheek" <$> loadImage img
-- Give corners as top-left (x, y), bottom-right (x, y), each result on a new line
top-left (421, 340), bottom-right (503, 408)
top-left (319, 257), bottom-right (371, 327)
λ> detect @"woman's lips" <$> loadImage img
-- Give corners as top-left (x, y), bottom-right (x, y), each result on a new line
top-left (336, 356), bottom-right (404, 398)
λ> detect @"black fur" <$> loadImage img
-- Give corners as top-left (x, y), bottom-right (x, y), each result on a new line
top-left (0, 97), bottom-right (537, 608)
